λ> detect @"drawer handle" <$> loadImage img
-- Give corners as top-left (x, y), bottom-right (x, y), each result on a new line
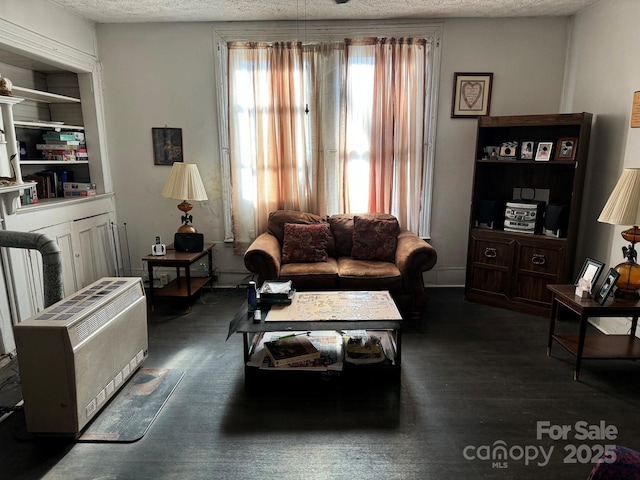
top-left (484, 247), bottom-right (497, 259)
top-left (532, 254), bottom-right (546, 265)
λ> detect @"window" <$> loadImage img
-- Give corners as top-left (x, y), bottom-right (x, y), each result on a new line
top-left (214, 22), bottom-right (441, 251)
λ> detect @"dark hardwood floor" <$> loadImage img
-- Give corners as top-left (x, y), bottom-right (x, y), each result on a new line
top-left (1, 287), bottom-right (640, 479)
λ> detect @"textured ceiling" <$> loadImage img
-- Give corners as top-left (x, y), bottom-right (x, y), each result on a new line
top-left (48, 0), bottom-right (600, 23)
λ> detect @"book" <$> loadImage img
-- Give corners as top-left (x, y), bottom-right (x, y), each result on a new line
top-left (42, 133), bottom-right (78, 142)
top-left (36, 143), bottom-right (80, 150)
top-left (263, 334), bottom-right (320, 367)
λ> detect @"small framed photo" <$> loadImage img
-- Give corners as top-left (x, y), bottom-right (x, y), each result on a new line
top-left (556, 137), bottom-right (578, 161)
top-left (574, 257), bottom-right (605, 288)
top-left (499, 142), bottom-right (518, 159)
top-left (535, 141), bottom-right (553, 161)
top-left (451, 72), bottom-right (493, 118)
top-left (152, 127), bottom-right (183, 165)
top-left (595, 268), bottom-right (620, 305)
top-left (520, 140), bottom-right (536, 160)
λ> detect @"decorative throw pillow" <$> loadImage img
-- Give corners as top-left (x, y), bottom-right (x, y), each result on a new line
top-left (281, 223), bottom-right (331, 264)
top-left (351, 216), bottom-right (400, 262)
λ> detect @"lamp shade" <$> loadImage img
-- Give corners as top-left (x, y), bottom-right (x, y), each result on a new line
top-left (598, 168), bottom-right (640, 226)
top-left (161, 162), bottom-right (208, 201)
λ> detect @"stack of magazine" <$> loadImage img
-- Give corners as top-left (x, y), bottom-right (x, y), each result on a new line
top-left (247, 331), bottom-right (344, 372)
top-left (258, 280), bottom-right (295, 306)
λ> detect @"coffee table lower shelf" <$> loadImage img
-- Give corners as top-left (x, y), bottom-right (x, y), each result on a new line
top-left (228, 313), bottom-right (402, 384)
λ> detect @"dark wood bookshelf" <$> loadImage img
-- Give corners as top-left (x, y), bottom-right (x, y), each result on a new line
top-left (465, 113), bottom-right (593, 316)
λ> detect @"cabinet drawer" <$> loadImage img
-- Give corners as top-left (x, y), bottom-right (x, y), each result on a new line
top-left (467, 234), bottom-right (515, 298)
top-left (513, 241), bottom-right (566, 308)
top-left (516, 243), bottom-right (564, 275)
top-left (470, 236), bottom-right (514, 268)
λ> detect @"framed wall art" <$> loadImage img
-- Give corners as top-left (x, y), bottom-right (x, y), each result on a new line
top-left (152, 127), bottom-right (183, 165)
top-left (451, 72), bottom-right (493, 118)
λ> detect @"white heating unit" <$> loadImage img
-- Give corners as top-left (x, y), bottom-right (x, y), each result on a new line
top-left (13, 277), bottom-right (148, 435)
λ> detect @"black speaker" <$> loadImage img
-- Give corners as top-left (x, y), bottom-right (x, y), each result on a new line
top-left (475, 199), bottom-right (503, 229)
top-left (174, 233), bottom-right (204, 252)
top-left (544, 204), bottom-right (569, 238)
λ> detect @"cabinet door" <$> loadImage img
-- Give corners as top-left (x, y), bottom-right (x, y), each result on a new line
top-left (512, 240), bottom-right (566, 309)
top-left (72, 213), bottom-right (116, 288)
top-left (467, 232), bottom-right (515, 302)
top-left (31, 221), bottom-right (80, 301)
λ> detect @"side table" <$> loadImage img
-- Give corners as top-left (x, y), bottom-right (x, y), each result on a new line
top-left (142, 242), bottom-right (214, 311)
top-left (547, 284), bottom-right (640, 380)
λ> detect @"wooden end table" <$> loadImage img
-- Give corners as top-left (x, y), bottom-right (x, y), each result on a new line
top-left (142, 242), bottom-right (214, 311)
top-left (547, 284), bottom-right (640, 380)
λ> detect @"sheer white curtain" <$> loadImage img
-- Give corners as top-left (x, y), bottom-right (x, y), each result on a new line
top-left (227, 36), bottom-right (434, 252)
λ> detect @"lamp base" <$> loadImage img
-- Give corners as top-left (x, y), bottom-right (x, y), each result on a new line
top-left (613, 260), bottom-right (640, 299)
top-left (177, 224), bottom-right (198, 234)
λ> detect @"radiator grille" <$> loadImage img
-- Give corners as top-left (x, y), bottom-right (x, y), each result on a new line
top-left (29, 278), bottom-right (143, 344)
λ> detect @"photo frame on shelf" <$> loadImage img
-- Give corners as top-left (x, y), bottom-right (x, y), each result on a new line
top-left (595, 268), bottom-right (620, 305)
top-left (535, 141), bottom-right (553, 161)
top-left (451, 72), bottom-right (493, 118)
top-left (520, 140), bottom-right (536, 160)
top-left (556, 137), bottom-right (578, 161)
top-left (152, 127), bottom-right (183, 165)
top-left (499, 142), bottom-right (518, 159)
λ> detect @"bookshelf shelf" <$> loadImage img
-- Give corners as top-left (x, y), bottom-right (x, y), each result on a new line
top-left (12, 86), bottom-right (81, 104)
top-left (20, 160), bottom-right (89, 165)
top-left (14, 120), bottom-right (84, 131)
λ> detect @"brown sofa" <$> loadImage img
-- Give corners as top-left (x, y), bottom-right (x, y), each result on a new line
top-left (243, 210), bottom-right (437, 319)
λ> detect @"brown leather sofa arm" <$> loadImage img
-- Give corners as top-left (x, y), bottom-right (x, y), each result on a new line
top-left (243, 232), bottom-right (282, 285)
top-left (395, 230), bottom-right (437, 275)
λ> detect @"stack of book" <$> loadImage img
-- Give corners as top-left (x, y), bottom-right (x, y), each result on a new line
top-left (263, 334), bottom-right (320, 367)
top-left (24, 170), bottom-right (73, 199)
top-left (37, 131), bottom-right (87, 162)
top-left (63, 182), bottom-right (97, 198)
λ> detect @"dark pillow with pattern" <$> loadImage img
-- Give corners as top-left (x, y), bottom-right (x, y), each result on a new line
top-left (281, 223), bottom-right (330, 264)
top-left (351, 216), bottom-right (400, 262)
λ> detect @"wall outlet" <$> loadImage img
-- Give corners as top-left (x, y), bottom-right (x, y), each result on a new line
top-left (160, 273), bottom-right (169, 286)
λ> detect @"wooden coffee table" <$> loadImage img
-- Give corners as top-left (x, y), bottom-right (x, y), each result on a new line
top-left (227, 291), bottom-right (403, 380)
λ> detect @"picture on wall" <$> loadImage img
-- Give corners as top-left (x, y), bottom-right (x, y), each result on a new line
top-left (451, 72), bottom-right (493, 118)
top-left (153, 127), bottom-right (183, 165)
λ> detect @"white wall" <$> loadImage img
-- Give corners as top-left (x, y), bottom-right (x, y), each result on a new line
top-left (563, 0), bottom-right (640, 333)
top-left (96, 17), bottom-right (570, 286)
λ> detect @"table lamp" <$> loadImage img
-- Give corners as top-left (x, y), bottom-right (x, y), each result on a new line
top-left (597, 168), bottom-right (640, 298)
top-left (161, 162), bottom-right (208, 234)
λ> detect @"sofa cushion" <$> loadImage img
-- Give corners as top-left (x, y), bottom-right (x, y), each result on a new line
top-left (329, 213), bottom-right (398, 257)
top-left (281, 223), bottom-right (331, 264)
top-left (351, 215), bottom-right (400, 262)
top-left (280, 258), bottom-right (340, 290)
top-left (337, 257), bottom-right (403, 290)
top-left (268, 210), bottom-right (335, 256)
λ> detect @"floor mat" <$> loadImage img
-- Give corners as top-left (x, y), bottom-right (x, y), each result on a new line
top-left (77, 368), bottom-right (184, 443)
